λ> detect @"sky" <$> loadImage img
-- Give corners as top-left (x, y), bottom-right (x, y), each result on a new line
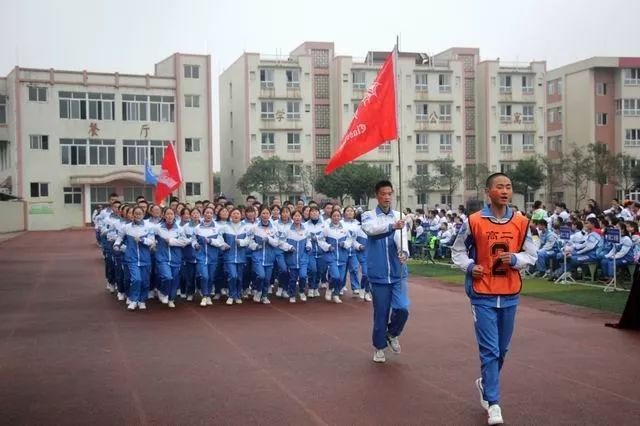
top-left (2, 0), bottom-right (639, 170)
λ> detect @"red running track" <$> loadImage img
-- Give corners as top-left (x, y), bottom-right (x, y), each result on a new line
top-left (1, 230), bottom-right (640, 425)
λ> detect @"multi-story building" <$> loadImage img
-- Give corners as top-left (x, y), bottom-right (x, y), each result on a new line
top-left (0, 53), bottom-right (213, 230)
top-left (546, 57), bottom-right (640, 208)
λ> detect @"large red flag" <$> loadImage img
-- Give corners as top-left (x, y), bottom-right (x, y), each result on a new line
top-left (154, 142), bottom-right (183, 205)
top-left (325, 51), bottom-right (397, 175)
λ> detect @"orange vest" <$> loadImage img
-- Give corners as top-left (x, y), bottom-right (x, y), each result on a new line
top-left (468, 211), bottom-right (530, 296)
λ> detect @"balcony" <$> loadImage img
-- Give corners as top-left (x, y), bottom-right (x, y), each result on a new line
top-left (498, 89), bottom-right (512, 102)
top-left (415, 89), bottom-right (429, 101)
top-left (499, 118), bottom-right (537, 132)
top-left (415, 119), bottom-right (453, 132)
top-left (260, 86), bottom-right (275, 98)
top-left (286, 87), bottom-right (302, 99)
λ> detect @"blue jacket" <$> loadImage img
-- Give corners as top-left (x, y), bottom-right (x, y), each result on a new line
top-left (115, 220), bottom-right (156, 267)
top-left (361, 207), bottom-right (409, 284)
top-left (221, 222), bottom-right (252, 264)
top-left (181, 221), bottom-right (199, 264)
top-left (281, 223), bottom-right (312, 268)
top-left (194, 221), bottom-right (227, 265)
top-left (305, 219), bottom-right (326, 259)
top-left (155, 222), bottom-right (189, 267)
top-left (249, 220), bottom-right (280, 266)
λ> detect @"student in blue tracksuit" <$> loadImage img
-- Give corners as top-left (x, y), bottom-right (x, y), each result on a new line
top-left (242, 207), bottom-right (258, 298)
top-left (355, 223), bottom-right (371, 301)
top-left (249, 206), bottom-right (281, 304)
top-left (568, 218), bottom-right (602, 275)
top-left (361, 180), bottom-right (410, 364)
top-left (100, 200), bottom-right (121, 294)
top-left (273, 206), bottom-right (292, 298)
top-left (451, 173), bottom-right (537, 426)
top-left (600, 223), bottom-right (634, 281)
top-left (213, 207), bottom-right (231, 300)
top-left (342, 206), bottom-right (363, 297)
top-left (155, 208), bottom-right (190, 308)
top-left (280, 210), bottom-right (312, 303)
top-left (534, 219), bottom-right (558, 276)
top-left (305, 206), bottom-right (326, 299)
top-left (114, 206), bottom-right (157, 311)
top-left (180, 208), bottom-right (200, 301)
top-left (221, 208), bottom-right (252, 305)
top-left (194, 206), bottom-right (229, 307)
top-left (145, 204), bottom-right (164, 300)
top-left (112, 205), bottom-right (129, 302)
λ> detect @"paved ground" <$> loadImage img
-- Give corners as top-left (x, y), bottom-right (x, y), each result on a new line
top-left (1, 230), bottom-right (640, 425)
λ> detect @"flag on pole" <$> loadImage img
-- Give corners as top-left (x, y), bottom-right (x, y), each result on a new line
top-left (325, 51), bottom-right (397, 175)
top-left (144, 159), bottom-right (158, 186)
top-left (154, 142), bottom-right (182, 205)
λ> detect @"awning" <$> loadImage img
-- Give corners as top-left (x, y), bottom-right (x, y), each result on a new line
top-left (69, 170), bottom-right (145, 185)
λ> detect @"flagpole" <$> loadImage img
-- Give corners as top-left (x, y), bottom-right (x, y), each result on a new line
top-left (394, 36), bottom-right (405, 255)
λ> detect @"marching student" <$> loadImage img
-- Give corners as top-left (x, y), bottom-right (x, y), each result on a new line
top-left (248, 206), bottom-right (281, 304)
top-left (355, 220), bottom-right (371, 302)
top-left (213, 207), bottom-right (231, 300)
top-left (242, 206), bottom-right (258, 298)
top-left (280, 209), bottom-right (312, 303)
top-left (306, 206), bottom-right (327, 298)
top-left (194, 206), bottom-right (229, 307)
top-left (180, 208), bottom-right (200, 301)
top-left (342, 206), bottom-right (363, 297)
top-left (221, 208), bottom-right (252, 305)
top-left (100, 199), bottom-right (122, 294)
top-left (112, 205), bottom-right (129, 302)
top-left (273, 205), bottom-right (292, 298)
top-left (145, 204), bottom-right (164, 300)
top-left (155, 208), bottom-right (190, 308)
top-left (318, 208), bottom-right (353, 304)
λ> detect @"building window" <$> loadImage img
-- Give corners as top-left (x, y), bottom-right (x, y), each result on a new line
top-left (415, 73), bottom-right (428, 91)
top-left (416, 133), bottom-right (429, 152)
top-left (500, 163), bottom-right (514, 173)
top-left (523, 133), bottom-right (535, 152)
top-left (352, 71), bottom-right (366, 90)
top-left (0, 95), bottom-right (6, 124)
top-left (30, 135), bottom-right (49, 150)
top-left (261, 101), bottom-right (274, 120)
top-left (287, 102), bottom-right (301, 120)
top-left (28, 86), bottom-right (47, 102)
top-left (547, 107), bottom-right (562, 123)
top-left (522, 75), bottom-right (534, 94)
top-left (122, 140), bottom-right (170, 166)
top-left (465, 136), bottom-right (476, 160)
top-left (311, 49), bottom-right (329, 68)
top-left (316, 135), bottom-right (330, 159)
top-left (416, 162), bottom-right (429, 176)
top-left (186, 182), bottom-right (201, 196)
top-left (184, 95), bottom-right (200, 108)
top-left (500, 104), bottom-right (512, 122)
top-left (378, 163), bottom-right (392, 177)
top-left (88, 139), bottom-right (116, 165)
top-left (185, 138), bottom-right (201, 152)
top-left (548, 135), bottom-right (563, 151)
top-left (59, 91), bottom-right (87, 120)
top-left (624, 68), bottom-right (640, 85)
top-left (440, 193), bottom-right (452, 206)
top-left (522, 104), bottom-right (534, 123)
top-left (416, 103), bottom-right (428, 121)
top-left (88, 93), bottom-right (116, 121)
top-left (315, 105), bottom-right (330, 128)
top-left (625, 129), bottom-right (640, 147)
top-left (438, 74), bottom-right (451, 93)
top-left (620, 99), bottom-right (640, 116)
top-left (465, 107), bottom-right (475, 130)
top-left (63, 187), bottom-right (82, 204)
top-left (60, 139), bottom-right (88, 165)
top-left (0, 140), bottom-right (9, 171)
top-left (439, 104), bottom-right (451, 122)
top-left (439, 133), bottom-right (452, 153)
top-left (260, 69), bottom-right (274, 88)
top-left (122, 94), bottom-right (148, 121)
top-left (500, 134), bottom-right (513, 153)
top-left (30, 182), bottom-right (49, 198)
top-left (499, 75), bottom-right (512, 93)
top-left (314, 75), bottom-right (329, 98)
top-left (286, 69), bottom-right (300, 88)
top-left (378, 141), bottom-right (391, 152)
top-left (287, 133), bottom-right (300, 152)
top-left (464, 78), bottom-right (475, 101)
top-left (596, 112), bottom-right (608, 126)
top-left (149, 96), bottom-right (175, 122)
top-left (184, 64), bottom-right (200, 79)
top-left (261, 133), bottom-right (275, 151)
top-left (287, 164), bottom-right (302, 182)
top-left (596, 82), bottom-right (607, 96)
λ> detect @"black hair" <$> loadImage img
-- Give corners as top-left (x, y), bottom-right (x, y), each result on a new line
top-left (375, 180), bottom-right (393, 193)
top-left (485, 173), bottom-right (510, 188)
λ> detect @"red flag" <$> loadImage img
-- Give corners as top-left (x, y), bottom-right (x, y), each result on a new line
top-left (325, 51), bottom-right (397, 175)
top-left (154, 142), bottom-right (183, 205)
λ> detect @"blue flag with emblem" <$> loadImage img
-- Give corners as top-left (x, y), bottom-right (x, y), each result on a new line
top-left (144, 159), bottom-right (157, 185)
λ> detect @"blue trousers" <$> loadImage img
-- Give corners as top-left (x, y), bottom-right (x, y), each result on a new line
top-left (536, 250), bottom-right (554, 273)
top-left (197, 261), bottom-right (218, 297)
top-left (158, 263), bottom-right (181, 301)
top-left (253, 262), bottom-right (274, 297)
top-left (214, 260), bottom-right (226, 295)
top-left (127, 264), bottom-right (151, 303)
top-left (224, 263), bottom-right (245, 300)
top-left (345, 255), bottom-right (360, 291)
top-left (570, 254), bottom-right (599, 269)
top-left (149, 253), bottom-right (160, 292)
top-left (357, 254), bottom-right (370, 293)
top-left (104, 252), bottom-right (116, 284)
top-left (471, 304), bottom-right (517, 406)
top-left (114, 255), bottom-right (125, 293)
top-left (243, 258), bottom-right (254, 291)
top-left (271, 252), bottom-right (289, 288)
top-left (288, 264), bottom-right (308, 295)
top-left (308, 256), bottom-right (327, 290)
top-left (181, 262), bottom-right (197, 296)
top-left (327, 262), bottom-right (347, 296)
top-left (600, 257), bottom-right (632, 278)
top-left (371, 280), bottom-right (410, 349)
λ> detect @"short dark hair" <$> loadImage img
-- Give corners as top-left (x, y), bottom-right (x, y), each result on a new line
top-left (246, 195), bottom-right (256, 201)
top-left (375, 180), bottom-right (393, 193)
top-left (485, 173), bottom-right (510, 188)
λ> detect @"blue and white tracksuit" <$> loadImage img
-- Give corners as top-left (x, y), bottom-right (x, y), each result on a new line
top-left (115, 221), bottom-right (156, 304)
top-left (272, 219), bottom-right (293, 291)
top-left (111, 218), bottom-right (128, 295)
top-left (355, 226), bottom-right (370, 294)
top-left (194, 221), bottom-right (227, 297)
top-left (280, 223), bottom-right (312, 296)
top-left (570, 231), bottom-right (602, 269)
top-left (600, 235), bottom-right (634, 278)
top-left (214, 220), bottom-right (230, 296)
top-left (306, 219), bottom-right (327, 291)
top-left (451, 206), bottom-right (537, 406)
top-left (221, 222), bottom-right (252, 300)
top-left (145, 217), bottom-right (163, 294)
top-left (100, 212), bottom-right (119, 286)
top-left (436, 228), bottom-right (453, 258)
top-left (361, 207), bottom-right (410, 351)
top-left (242, 219), bottom-right (258, 294)
top-left (536, 229), bottom-right (559, 273)
top-left (249, 221), bottom-right (280, 298)
top-left (318, 222), bottom-right (356, 297)
top-left (342, 219), bottom-right (363, 292)
top-left (155, 222), bottom-right (190, 302)
top-left (180, 221), bottom-right (199, 297)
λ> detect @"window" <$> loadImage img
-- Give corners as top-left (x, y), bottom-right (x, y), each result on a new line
top-left (149, 96), bottom-right (175, 122)
top-left (63, 187), bottom-right (82, 204)
top-left (439, 133), bottom-right (452, 153)
top-left (60, 139), bottom-right (88, 165)
top-left (287, 164), bottom-right (301, 181)
top-left (59, 91), bottom-right (87, 119)
top-left (596, 82), bottom-right (607, 96)
top-left (523, 133), bottom-right (535, 152)
top-left (122, 94), bottom-right (148, 121)
top-left (466, 136), bottom-right (476, 160)
top-left (185, 138), bottom-right (201, 152)
top-left (287, 133), bottom-right (300, 152)
top-left (499, 75), bottom-right (512, 93)
top-left (439, 104), bottom-right (451, 122)
top-left (286, 69), bottom-right (300, 88)
top-left (416, 103), bottom-right (428, 121)
top-left (186, 182), bottom-right (201, 196)
top-left (522, 75), bottom-right (534, 94)
top-left (620, 99), bottom-right (640, 116)
top-left (314, 75), bottom-right (329, 98)
top-left (378, 163), bottom-right (392, 177)
top-left (416, 133), bottom-right (429, 152)
top-left (500, 104), bottom-right (512, 122)
top-left (315, 105), bottom-right (330, 128)
top-left (549, 135), bottom-right (563, 151)
top-left (522, 104), bottom-right (534, 123)
top-left (184, 64), bottom-right (200, 79)
top-left (500, 134), bottom-right (513, 153)
top-left (30, 135), bottom-right (49, 150)
top-left (260, 69), bottom-right (274, 88)
top-left (352, 71), bottom-right (366, 90)
top-left (624, 68), bottom-right (640, 85)
top-left (415, 73), bottom-right (428, 91)
top-left (547, 81), bottom-right (555, 95)
top-left (0, 140), bottom-right (9, 170)
top-left (625, 129), bottom-right (640, 147)
top-left (28, 86), bottom-right (47, 102)
top-left (596, 112), bottom-right (608, 126)
top-left (378, 141), bottom-right (391, 152)
top-left (287, 102), bottom-right (300, 120)
top-left (311, 49), bottom-right (329, 68)
top-left (316, 135), bottom-right (330, 159)
top-left (261, 133), bottom-right (275, 151)
top-left (30, 182), bottom-right (49, 198)
top-left (184, 95), bottom-right (200, 108)
top-left (547, 107), bottom-right (562, 123)
top-left (416, 163), bottom-right (429, 176)
top-left (440, 194), bottom-right (452, 206)
top-left (88, 93), bottom-right (115, 120)
top-left (0, 95), bottom-right (6, 124)
top-left (123, 140), bottom-right (170, 166)
top-left (438, 74), bottom-right (451, 93)
top-left (500, 163), bottom-right (514, 173)
top-left (88, 139), bottom-right (116, 165)
top-left (261, 101), bottom-right (274, 119)
top-left (466, 107), bottom-right (475, 130)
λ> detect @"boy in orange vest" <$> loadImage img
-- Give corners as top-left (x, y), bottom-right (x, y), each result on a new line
top-left (451, 173), bottom-right (537, 425)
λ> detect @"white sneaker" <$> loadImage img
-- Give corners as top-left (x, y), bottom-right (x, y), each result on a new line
top-left (125, 298), bottom-right (132, 305)
top-left (299, 293), bottom-right (307, 302)
top-left (324, 290), bottom-right (332, 302)
top-left (168, 301), bottom-right (176, 309)
top-left (261, 297), bottom-right (271, 305)
top-left (160, 295), bottom-right (169, 304)
top-left (108, 283), bottom-right (115, 293)
top-left (127, 302), bottom-right (137, 311)
top-left (340, 288), bottom-right (345, 296)
top-left (226, 298), bottom-right (234, 305)
top-left (359, 290), bottom-right (365, 300)
top-left (373, 349), bottom-right (386, 363)
top-left (213, 294), bottom-right (221, 301)
top-left (475, 378), bottom-right (490, 411)
top-left (282, 291), bottom-right (290, 299)
top-left (253, 293), bottom-right (261, 303)
top-left (276, 288), bottom-right (283, 298)
top-left (332, 295), bottom-right (342, 304)
top-left (386, 334), bottom-right (401, 354)
top-left (320, 282), bottom-right (328, 289)
top-left (180, 293), bottom-right (187, 299)
top-left (352, 289), bottom-right (361, 298)
top-left (206, 297), bottom-right (213, 305)
top-left (289, 297), bottom-right (296, 303)
top-left (137, 302), bottom-right (147, 310)
top-left (200, 298), bottom-right (207, 307)
top-left (186, 295), bottom-right (194, 301)
top-left (487, 405), bottom-right (503, 425)
top-left (234, 298), bottom-right (243, 304)
top-left (364, 292), bottom-right (372, 302)
top-left (221, 288), bottom-right (228, 296)
top-left (117, 292), bottom-right (125, 301)
top-left (176, 289), bottom-right (182, 297)
top-left (147, 291), bottom-right (155, 299)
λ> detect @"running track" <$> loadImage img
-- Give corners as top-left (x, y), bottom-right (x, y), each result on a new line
top-left (1, 231), bottom-right (640, 425)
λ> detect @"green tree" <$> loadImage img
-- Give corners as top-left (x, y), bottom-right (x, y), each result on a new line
top-left (510, 157), bottom-right (545, 209)
top-left (467, 163), bottom-right (490, 200)
top-left (212, 171), bottom-right (221, 197)
top-left (564, 144), bottom-right (593, 210)
top-left (237, 156), bottom-right (288, 203)
top-left (616, 154), bottom-right (637, 198)
top-left (433, 158), bottom-right (463, 204)
top-left (343, 163), bottom-right (389, 205)
top-left (314, 167), bottom-right (348, 204)
top-left (588, 143), bottom-right (618, 205)
top-left (298, 163), bottom-right (318, 199)
top-left (539, 154), bottom-right (563, 205)
top-left (409, 174), bottom-right (438, 210)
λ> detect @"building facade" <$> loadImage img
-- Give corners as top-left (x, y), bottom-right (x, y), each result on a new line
top-left (0, 53), bottom-right (213, 230)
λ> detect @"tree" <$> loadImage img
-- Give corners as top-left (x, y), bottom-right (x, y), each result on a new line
top-left (314, 167), bottom-right (348, 204)
top-left (237, 156), bottom-right (288, 203)
top-left (212, 172), bottom-right (221, 197)
top-left (298, 164), bottom-right (318, 200)
top-left (616, 154), bottom-right (637, 198)
top-left (314, 163), bottom-right (389, 205)
top-left (467, 163), bottom-right (490, 200)
top-left (510, 157), bottom-right (545, 210)
top-left (564, 144), bottom-right (593, 210)
top-left (433, 158), bottom-right (463, 205)
top-left (409, 174), bottom-right (438, 210)
top-left (588, 143), bottom-right (618, 206)
top-left (539, 154), bottom-right (563, 205)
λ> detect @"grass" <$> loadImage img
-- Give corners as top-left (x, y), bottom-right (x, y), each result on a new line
top-left (408, 261), bottom-right (630, 314)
